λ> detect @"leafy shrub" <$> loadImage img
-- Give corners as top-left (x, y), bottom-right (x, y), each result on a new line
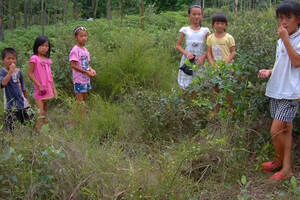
top-left (189, 61), bottom-right (269, 121)
top-left (94, 29), bottom-right (174, 99)
top-left (0, 139), bottom-right (65, 199)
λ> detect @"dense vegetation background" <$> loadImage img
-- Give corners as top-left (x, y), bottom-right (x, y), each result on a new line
top-left (1, 0), bottom-right (300, 199)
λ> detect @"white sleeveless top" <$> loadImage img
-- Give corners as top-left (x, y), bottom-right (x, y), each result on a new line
top-left (179, 26), bottom-right (210, 67)
top-left (177, 26), bottom-right (210, 89)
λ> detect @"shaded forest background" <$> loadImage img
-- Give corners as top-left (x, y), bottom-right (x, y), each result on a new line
top-left (0, 0), bottom-right (287, 40)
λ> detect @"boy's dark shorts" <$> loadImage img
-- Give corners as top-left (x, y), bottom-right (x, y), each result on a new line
top-left (270, 98), bottom-right (299, 123)
top-left (5, 108), bottom-right (33, 132)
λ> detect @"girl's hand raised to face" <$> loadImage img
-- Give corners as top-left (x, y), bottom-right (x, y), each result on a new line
top-left (278, 26), bottom-right (289, 40)
top-left (258, 69), bottom-right (272, 78)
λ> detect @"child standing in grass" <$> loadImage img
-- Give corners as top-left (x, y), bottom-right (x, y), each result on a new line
top-left (176, 5), bottom-right (210, 89)
top-left (258, 0), bottom-right (300, 181)
top-left (28, 36), bottom-right (57, 131)
top-left (0, 48), bottom-right (31, 132)
top-left (207, 12), bottom-right (236, 66)
top-left (207, 12), bottom-right (236, 114)
top-left (69, 26), bottom-right (96, 115)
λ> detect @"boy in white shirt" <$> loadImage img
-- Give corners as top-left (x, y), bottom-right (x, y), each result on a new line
top-left (258, 0), bottom-right (300, 181)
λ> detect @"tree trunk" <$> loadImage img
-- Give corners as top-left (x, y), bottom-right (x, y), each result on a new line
top-left (29, 0), bottom-right (33, 25)
top-left (41, 0), bottom-right (45, 35)
top-left (24, 0), bottom-right (28, 28)
top-left (63, 0), bottom-right (68, 23)
top-left (8, 0), bottom-right (13, 29)
top-left (45, 0), bottom-right (49, 25)
top-left (139, 0), bottom-right (144, 30)
top-left (54, 0), bottom-right (59, 33)
top-left (54, 0), bottom-right (57, 24)
top-left (0, 0), bottom-right (4, 40)
top-left (194, 0), bottom-right (201, 5)
top-left (234, 0), bottom-right (238, 13)
top-left (16, 2), bottom-right (20, 27)
top-left (73, 0), bottom-right (78, 20)
top-left (106, 0), bottom-right (112, 20)
top-left (120, 0), bottom-right (124, 24)
top-left (93, 0), bottom-right (99, 19)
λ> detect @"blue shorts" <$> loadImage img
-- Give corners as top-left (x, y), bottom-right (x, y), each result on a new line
top-left (74, 83), bottom-right (91, 94)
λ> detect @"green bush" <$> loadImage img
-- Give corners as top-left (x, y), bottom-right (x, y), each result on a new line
top-left (94, 29), bottom-right (174, 99)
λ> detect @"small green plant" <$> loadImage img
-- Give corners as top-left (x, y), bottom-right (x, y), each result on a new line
top-left (286, 176), bottom-right (300, 199)
top-left (237, 175), bottom-right (252, 200)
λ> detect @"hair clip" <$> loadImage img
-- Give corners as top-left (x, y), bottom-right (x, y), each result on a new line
top-left (190, 5), bottom-right (201, 8)
top-left (74, 26), bottom-right (87, 34)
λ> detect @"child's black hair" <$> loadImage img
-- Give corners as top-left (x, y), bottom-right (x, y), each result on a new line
top-left (74, 26), bottom-right (87, 36)
top-left (1, 48), bottom-right (17, 60)
top-left (276, 0), bottom-right (300, 23)
top-left (33, 36), bottom-right (51, 58)
top-left (212, 12), bottom-right (228, 26)
top-left (188, 5), bottom-right (202, 15)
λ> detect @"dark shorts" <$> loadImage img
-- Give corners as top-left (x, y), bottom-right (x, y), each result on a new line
top-left (74, 83), bottom-right (91, 94)
top-left (270, 98), bottom-right (299, 123)
top-left (5, 108), bottom-right (33, 132)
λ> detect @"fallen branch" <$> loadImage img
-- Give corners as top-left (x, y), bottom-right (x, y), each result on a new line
top-left (69, 173), bottom-right (94, 200)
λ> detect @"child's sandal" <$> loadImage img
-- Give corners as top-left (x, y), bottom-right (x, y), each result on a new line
top-left (262, 161), bottom-right (281, 172)
top-left (269, 171), bottom-right (294, 181)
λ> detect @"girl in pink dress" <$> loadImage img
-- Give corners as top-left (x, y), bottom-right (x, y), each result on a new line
top-left (28, 36), bottom-right (57, 131)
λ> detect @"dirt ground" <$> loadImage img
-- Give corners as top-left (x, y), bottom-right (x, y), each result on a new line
top-left (247, 133), bottom-right (300, 200)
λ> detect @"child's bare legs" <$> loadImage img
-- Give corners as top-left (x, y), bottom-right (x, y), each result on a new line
top-left (75, 92), bottom-right (87, 116)
top-left (270, 119), bottom-right (293, 176)
top-left (35, 99), bottom-right (49, 131)
top-left (212, 86), bottom-right (220, 115)
top-left (211, 86), bottom-right (233, 116)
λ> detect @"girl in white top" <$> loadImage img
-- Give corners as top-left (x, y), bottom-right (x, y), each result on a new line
top-left (258, 0), bottom-right (300, 181)
top-left (176, 5), bottom-right (210, 89)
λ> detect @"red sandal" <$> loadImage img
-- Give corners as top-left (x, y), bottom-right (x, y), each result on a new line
top-left (269, 171), bottom-right (294, 181)
top-left (262, 161), bottom-right (281, 172)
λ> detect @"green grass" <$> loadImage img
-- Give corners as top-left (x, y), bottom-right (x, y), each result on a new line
top-left (0, 8), bottom-right (300, 199)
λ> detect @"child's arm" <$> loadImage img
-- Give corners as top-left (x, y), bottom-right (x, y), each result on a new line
top-left (176, 32), bottom-right (194, 60)
top-left (225, 46), bottom-right (236, 64)
top-left (22, 90), bottom-right (29, 100)
top-left (207, 46), bottom-right (214, 65)
top-left (206, 34), bottom-right (215, 65)
top-left (70, 61), bottom-right (94, 77)
top-left (53, 84), bottom-right (57, 97)
top-left (258, 69), bottom-right (272, 78)
top-left (19, 71), bottom-right (29, 101)
top-left (1, 63), bottom-right (15, 86)
top-left (28, 62), bottom-right (43, 90)
top-left (197, 32), bottom-right (210, 65)
top-left (278, 26), bottom-right (300, 67)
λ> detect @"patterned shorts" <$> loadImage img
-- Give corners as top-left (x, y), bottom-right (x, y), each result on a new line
top-left (270, 98), bottom-right (299, 122)
top-left (74, 83), bottom-right (92, 94)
